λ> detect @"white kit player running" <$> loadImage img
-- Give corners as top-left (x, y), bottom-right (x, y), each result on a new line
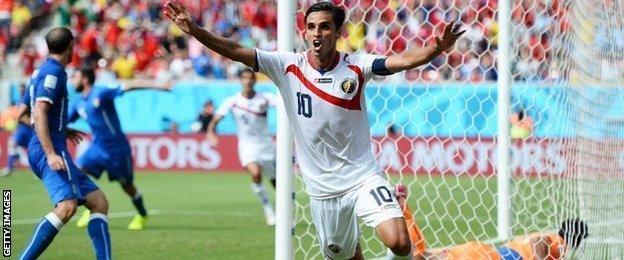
top-left (208, 68), bottom-right (277, 226)
top-left (165, 1), bottom-right (464, 259)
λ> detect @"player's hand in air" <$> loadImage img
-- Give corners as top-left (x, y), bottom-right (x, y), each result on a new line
top-left (66, 128), bottom-right (86, 146)
top-left (47, 153), bottom-right (66, 171)
top-left (164, 1), bottom-right (197, 35)
top-left (435, 21), bottom-right (466, 52)
top-left (207, 132), bottom-right (219, 147)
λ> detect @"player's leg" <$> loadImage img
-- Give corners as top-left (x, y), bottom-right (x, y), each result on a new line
top-left (0, 135), bottom-right (19, 177)
top-left (79, 162), bottom-right (112, 260)
top-left (310, 194), bottom-right (362, 260)
top-left (20, 199), bottom-right (77, 260)
top-left (20, 149), bottom-right (81, 259)
top-left (75, 145), bottom-right (107, 228)
top-left (111, 150), bottom-right (148, 230)
top-left (246, 161), bottom-right (275, 226)
top-left (355, 175), bottom-right (413, 259)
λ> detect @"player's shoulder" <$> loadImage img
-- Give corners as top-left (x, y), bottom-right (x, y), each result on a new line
top-left (343, 51), bottom-right (382, 65)
top-left (38, 59), bottom-right (64, 76)
top-left (256, 48), bottom-right (305, 63)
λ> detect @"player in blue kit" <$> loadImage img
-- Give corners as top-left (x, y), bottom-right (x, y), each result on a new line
top-left (69, 67), bottom-right (171, 230)
top-left (19, 27), bottom-right (112, 260)
top-left (1, 85), bottom-right (34, 177)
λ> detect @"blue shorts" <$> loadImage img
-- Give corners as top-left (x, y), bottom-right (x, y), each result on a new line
top-left (498, 246), bottom-right (522, 260)
top-left (27, 144), bottom-right (99, 206)
top-left (12, 124), bottom-right (34, 148)
top-left (76, 144), bottom-right (134, 186)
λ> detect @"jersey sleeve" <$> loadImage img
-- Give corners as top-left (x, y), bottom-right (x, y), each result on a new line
top-left (98, 83), bottom-right (124, 101)
top-left (215, 97), bottom-right (235, 117)
top-left (349, 53), bottom-right (385, 81)
top-left (255, 49), bottom-right (297, 86)
top-left (20, 89), bottom-right (31, 107)
top-left (34, 73), bottom-right (62, 104)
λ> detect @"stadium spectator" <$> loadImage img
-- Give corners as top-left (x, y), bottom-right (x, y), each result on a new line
top-left (511, 108), bottom-right (533, 140)
top-left (3, 0), bottom-right (571, 83)
top-left (191, 100), bottom-right (214, 133)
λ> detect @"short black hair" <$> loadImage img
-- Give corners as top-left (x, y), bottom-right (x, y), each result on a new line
top-left (79, 67), bottom-right (96, 86)
top-left (304, 2), bottom-right (346, 31)
top-left (45, 27), bottom-right (73, 54)
top-left (238, 67), bottom-right (256, 78)
top-left (558, 218), bottom-right (588, 248)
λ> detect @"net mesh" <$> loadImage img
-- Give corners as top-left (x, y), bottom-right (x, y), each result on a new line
top-left (288, 0), bottom-right (624, 258)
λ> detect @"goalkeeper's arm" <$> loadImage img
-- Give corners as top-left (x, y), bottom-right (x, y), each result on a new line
top-left (384, 21), bottom-right (465, 73)
top-left (164, 1), bottom-right (257, 70)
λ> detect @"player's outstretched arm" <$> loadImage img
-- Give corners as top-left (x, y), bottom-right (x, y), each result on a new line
top-left (163, 0), bottom-right (256, 69)
top-left (206, 115), bottom-right (224, 146)
top-left (384, 21), bottom-right (465, 74)
top-left (121, 79), bottom-right (174, 92)
top-left (33, 101), bottom-right (66, 171)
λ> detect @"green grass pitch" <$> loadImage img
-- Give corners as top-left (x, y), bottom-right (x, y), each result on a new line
top-left (3, 170), bottom-right (554, 259)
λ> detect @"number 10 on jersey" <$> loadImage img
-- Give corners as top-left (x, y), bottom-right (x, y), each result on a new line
top-left (297, 92), bottom-right (312, 118)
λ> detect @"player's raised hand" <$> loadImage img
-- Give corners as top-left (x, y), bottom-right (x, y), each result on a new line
top-left (66, 128), bottom-right (86, 146)
top-left (47, 153), bottom-right (66, 171)
top-left (164, 0), bottom-right (197, 35)
top-left (435, 21), bottom-right (466, 52)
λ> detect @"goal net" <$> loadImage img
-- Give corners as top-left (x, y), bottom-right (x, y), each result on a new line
top-left (284, 0), bottom-right (624, 258)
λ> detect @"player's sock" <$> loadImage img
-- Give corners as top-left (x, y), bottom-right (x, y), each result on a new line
top-left (386, 246), bottom-right (413, 260)
top-left (7, 153), bottom-right (18, 171)
top-left (131, 191), bottom-right (147, 217)
top-left (251, 182), bottom-right (275, 225)
top-left (87, 213), bottom-right (112, 260)
top-left (20, 212), bottom-right (64, 260)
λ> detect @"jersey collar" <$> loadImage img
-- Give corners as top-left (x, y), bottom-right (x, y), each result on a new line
top-left (306, 51), bottom-right (341, 75)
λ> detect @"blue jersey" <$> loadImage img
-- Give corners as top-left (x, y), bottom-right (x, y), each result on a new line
top-left (29, 58), bottom-right (68, 146)
top-left (68, 83), bottom-right (128, 147)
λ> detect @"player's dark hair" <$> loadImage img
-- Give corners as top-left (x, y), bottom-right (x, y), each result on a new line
top-left (238, 67), bottom-right (256, 78)
top-left (305, 2), bottom-right (346, 31)
top-left (558, 218), bottom-right (588, 248)
top-left (45, 27), bottom-right (73, 54)
top-left (80, 67), bottom-right (96, 86)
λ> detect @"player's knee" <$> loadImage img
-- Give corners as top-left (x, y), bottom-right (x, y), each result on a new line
top-left (87, 192), bottom-right (109, 214)
top-left (55, 200), bottom-right (78, 222)
top-left (251, 173), bottom-right (262, 183)
top-left (387, 236), bottom-right (412, 256)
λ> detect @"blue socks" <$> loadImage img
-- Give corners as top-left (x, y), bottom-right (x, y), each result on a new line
top-left (7, 154), bottom-right (18, 170)
top-left (132, 192), bottom-right (147, 217)
top-left (20, 213), bottom-right (63, 260)
top-left (88, 213), bottom-right (112, 260)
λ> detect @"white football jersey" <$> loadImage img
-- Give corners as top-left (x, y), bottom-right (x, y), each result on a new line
top-left (256, 49), bottom-right (385, 199)
top-left (216, 92), bottom-right (277, 161)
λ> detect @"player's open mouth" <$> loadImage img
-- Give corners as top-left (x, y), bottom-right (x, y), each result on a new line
top-left (313, 40), bottom-right (322, 48)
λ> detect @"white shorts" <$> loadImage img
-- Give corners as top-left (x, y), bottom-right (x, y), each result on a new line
top-left (309, 174), bottom-right (403, 259)
top-left (238, 148), bottom-right (276, 180)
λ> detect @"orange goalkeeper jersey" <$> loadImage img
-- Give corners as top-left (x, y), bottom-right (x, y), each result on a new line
top-left (504, 233), bottom-right (565, 260)
top-left (443, 241), bottom-right (501, 260)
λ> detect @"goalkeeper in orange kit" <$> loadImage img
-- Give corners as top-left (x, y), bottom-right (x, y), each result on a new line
top-left (394, 183), bottom-right (588, 260)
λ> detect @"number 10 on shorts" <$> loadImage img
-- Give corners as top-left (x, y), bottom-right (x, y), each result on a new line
top-left (370, 186), bottom-right (394, 206)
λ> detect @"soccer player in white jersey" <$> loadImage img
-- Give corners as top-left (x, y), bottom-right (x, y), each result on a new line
top-left (165, 1), bottom-right (464, 259)
top-left (207, 67), bottom-right (278, 226)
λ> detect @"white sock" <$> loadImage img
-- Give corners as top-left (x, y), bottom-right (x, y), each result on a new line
top-left (251, 182), bottom-right (273, 210)
top-left (45, 212), bottom-right (64, 230)
top-left (386, 246), bottom-right (413, 260)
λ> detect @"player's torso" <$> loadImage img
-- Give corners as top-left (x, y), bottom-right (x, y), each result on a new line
top-left (278, 52), bottom-right (379, 197)
top-left (230, 94), bottom-right (272, 146)
top-left (30, 62), bottom-right (68, 143)
top-left (76, 88), bottom-right (126, 146)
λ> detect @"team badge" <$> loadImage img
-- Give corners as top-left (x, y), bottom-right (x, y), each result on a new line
top-left (93, 98), bottom-right (100, 108)
top-left (340, 78), bottom-right (357, 94)
top-left (328, 244), bottom-right (342, 254)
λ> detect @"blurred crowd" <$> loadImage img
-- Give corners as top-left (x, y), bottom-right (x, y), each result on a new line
top-left (0, 0), bottom-right (571, 83)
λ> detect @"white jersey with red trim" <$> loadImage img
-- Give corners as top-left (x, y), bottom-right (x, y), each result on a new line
top-left (256, 49), bottom-right (385, 199)
top-left (216, 93), bottom-right (277, 163)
